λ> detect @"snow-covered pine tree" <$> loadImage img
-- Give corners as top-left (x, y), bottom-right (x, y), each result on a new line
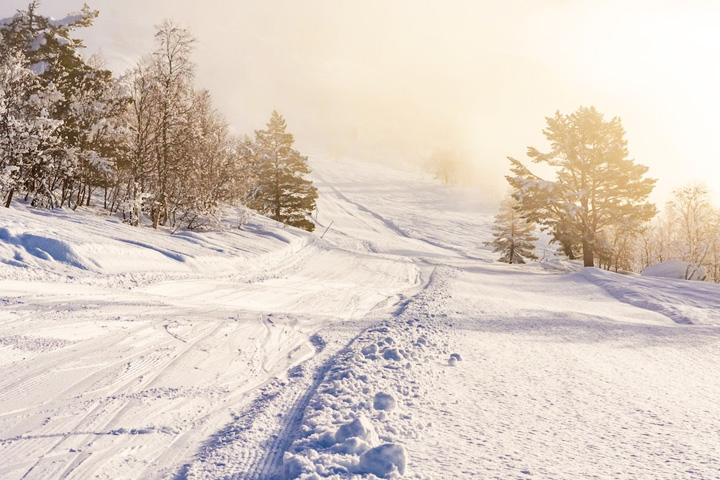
top-left (248, 111), bottom-right (318, 232)
top-left (485, 196), bottom-right (538, 264)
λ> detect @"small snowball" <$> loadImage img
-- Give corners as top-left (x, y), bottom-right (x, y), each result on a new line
top-left (357, 443), bottom-right (407, 477)
top-left (373, 392), bottom-right (397, 411)
top-left (448, 357), bottom-right (458, 367)
top-left (361, 344), bottom-right (379, 356)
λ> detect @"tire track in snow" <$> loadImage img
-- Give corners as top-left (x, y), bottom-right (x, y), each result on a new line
top-left (278, 265), bottom-right (455, 478)
top-left (178, 328), bottom-right (355, 479)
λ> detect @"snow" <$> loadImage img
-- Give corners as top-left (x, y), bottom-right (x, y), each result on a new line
top-left (357, 443), bottom-right (407, 477)
top-left (642, 259), bottom-right (706, 281)
top-left (1, 155), bottom-right (720, 479)
top-left (373, 392), bottom-right (396, 411)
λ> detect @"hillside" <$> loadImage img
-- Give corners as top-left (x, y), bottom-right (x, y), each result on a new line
top-left (1, 156), bottom-right (719, 480)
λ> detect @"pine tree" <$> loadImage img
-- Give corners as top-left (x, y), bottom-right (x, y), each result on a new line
top-left (485, 196), bottom-right (538, 264)
top-left (506, 106), bottom-right (656, 267)
top-left (249, 111), bottom-right (318, 232)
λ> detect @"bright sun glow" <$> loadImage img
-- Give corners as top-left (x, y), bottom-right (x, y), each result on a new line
top-left (579, 3), bottom-right (720, 202)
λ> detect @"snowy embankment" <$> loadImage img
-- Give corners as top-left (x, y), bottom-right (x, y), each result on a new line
top-left (2, 155), bottom-right (720, 480)
top-left (578, 267), bottom-right (720, 326)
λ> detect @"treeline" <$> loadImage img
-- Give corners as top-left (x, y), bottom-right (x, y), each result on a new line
top-left (490, 106), bottom-right (720, 282)
top-left (617, 184), bottom-right (720, 281)
top-left (0, 3), bottom-right (317, 231)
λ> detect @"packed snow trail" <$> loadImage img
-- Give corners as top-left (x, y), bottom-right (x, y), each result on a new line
top-left (1, 156), bottom-right (719, 479)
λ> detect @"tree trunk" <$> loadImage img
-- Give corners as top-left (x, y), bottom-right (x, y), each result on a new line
top-left (582, 239), bottom-right (594, 267)
top-left (4, 189), bottom-right (13, 208)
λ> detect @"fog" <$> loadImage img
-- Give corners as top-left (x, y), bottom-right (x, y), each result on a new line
top-left (3, 0), bottom-right (720, 203)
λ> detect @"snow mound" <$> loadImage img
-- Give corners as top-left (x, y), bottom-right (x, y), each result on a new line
top-left (0, 227), bottom-right (90, 270)
top-left (642, 260), bottom-right (706, 281)
top-left (577, 268), bottom-right (720, 326)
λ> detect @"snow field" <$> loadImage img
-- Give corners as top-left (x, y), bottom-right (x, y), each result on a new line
top-left (396, 267), bottom-right (720, 479)
top-left (0, 209), bottom-right (423, 479)
top-left (1, 154), bottom-right (719, 479)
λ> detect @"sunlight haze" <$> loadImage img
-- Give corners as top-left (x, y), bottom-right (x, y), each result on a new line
top-left (3, 0), bottom-right (719, 203)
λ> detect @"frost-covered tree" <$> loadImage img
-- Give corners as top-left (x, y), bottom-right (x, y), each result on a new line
top-left (0, 2), bottom-right (97, 81)
top-left (117, 21), bottom-right (250, 229)
top-left (62, 61), bottom-right (129, 209)
top-left (143, 20), bottom-right (197, 228)
top-left (118, 56), bottom-right (157, 225)
top-left (0, 50), bottom-right (62, 207)
top-left (485, 196), bottom-right (538, 264)
top-left (174, 90), bottom-right (242, 229)
top-left (0, 2), bottom-right (127, 208)
top-left (507, 106), bottom-right (656, 267)
top-left (249, 111), bottom-right (318, 231)
top-left (668, 184), bottom-right (718, 269)
top-left (640, 184), bottom-right (720, 281)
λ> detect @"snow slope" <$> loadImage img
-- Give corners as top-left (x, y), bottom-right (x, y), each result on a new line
top-left (1, 155), bottom-right (719, 480)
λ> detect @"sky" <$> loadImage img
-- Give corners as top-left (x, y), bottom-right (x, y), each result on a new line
top-left (3, 0), bottom-right (720, 204)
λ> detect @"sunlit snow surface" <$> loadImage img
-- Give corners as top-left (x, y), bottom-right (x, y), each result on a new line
top-left (1, 156), bottom-right (719, 479)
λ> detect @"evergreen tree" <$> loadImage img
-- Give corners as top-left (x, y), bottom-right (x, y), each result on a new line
top-left (249, 111), bottom-right (317, 231)
top-left (506, 106), bottom-right (656, 267)
top-left (485, 196), bottom-right (538, 264)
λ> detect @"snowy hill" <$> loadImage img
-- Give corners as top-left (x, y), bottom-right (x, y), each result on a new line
top-left (1, 156), bottom-right (719, 480)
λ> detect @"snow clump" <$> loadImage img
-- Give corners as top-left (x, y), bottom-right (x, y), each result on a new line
top-left (335, 415), bottom-right (379, 445)
top-left (373, 392), bottom-right (396, 411)
top-left (358, 443), bottom-right (407, 477)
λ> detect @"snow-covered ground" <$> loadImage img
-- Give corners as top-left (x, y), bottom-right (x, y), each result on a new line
top-left (1, 156), bottom-right (719, 479)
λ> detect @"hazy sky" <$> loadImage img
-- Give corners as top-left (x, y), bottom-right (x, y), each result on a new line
top-left (3, 0), bottom-right (720, 203)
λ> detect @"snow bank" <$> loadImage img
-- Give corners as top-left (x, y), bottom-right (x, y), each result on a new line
top-left (577, 267), bottom-right (720, 326)
top-left (642, 260), bottom-right (706, 281)
top-left (0, 204), bottom-right (313, 283)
